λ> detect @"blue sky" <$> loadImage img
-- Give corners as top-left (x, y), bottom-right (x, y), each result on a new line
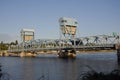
top-left (0, 0), bottom-right (120, 42)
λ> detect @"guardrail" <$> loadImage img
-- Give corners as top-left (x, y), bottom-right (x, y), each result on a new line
top-left (8, 44), bottom-right (115, 53)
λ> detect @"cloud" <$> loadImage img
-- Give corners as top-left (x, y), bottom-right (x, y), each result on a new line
top-left (0, 33), bottom-right (20, 43)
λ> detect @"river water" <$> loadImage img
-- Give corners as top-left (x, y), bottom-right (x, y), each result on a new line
top-left (0, 52), bottom-right (119, 80)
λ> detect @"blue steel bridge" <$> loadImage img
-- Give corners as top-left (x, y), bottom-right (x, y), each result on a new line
top-left (8, 34), bottom-right (119, 53)
top-left (7, 17), bottom-right (120, 56)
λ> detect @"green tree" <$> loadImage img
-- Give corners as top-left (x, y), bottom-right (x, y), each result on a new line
top-left (0, 41), bottom-right (9, 50)
top-left (15, 40), bottom-right (18, 45)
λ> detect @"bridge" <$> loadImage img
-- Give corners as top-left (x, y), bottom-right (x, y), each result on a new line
top-left (2, 17), bottom-right (120, 57)
top-left (8, 34), bottom-right (120, 52)
top-left (7, 35), bottom-right (119, 56)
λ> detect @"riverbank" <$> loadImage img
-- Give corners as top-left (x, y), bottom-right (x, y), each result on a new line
top-left (0, 49), bottom-right (116, 57)
top-left (77, 50), bottom-right (116, 54)
top-left (35, 49), bottom-right (116, 54)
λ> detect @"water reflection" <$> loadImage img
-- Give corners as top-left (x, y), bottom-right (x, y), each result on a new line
top-left (21, 58), bottom-right (34, 80)
top-left (0, 52), bottom-right (118, 80)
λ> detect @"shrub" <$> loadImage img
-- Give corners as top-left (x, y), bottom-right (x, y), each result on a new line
top-left (79, 69), bottom-right (120, 80)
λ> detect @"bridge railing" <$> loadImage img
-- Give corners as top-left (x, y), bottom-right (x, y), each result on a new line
top-left (8, 43), bottom-right (115, 53)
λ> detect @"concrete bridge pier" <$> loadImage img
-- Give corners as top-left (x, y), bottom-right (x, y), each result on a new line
top-left (0, 51), bottom-right (9, 57)
top-left (20, 51), bottom-right (37, 57)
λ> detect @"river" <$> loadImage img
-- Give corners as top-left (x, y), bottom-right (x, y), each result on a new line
top-left (0, 52), bottom-right (119, 80)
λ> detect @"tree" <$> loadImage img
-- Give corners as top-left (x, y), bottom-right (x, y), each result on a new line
top-left (15, 40), bottom-right (18, 45)
top-left (0, 42), bottom-right (9, 50)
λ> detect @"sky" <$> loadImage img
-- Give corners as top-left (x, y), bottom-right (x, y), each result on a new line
top-left (0, 0), bottom-right (120, 42)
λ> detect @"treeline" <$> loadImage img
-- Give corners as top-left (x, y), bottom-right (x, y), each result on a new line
top-left (0, 40), bottom-right (18, 50)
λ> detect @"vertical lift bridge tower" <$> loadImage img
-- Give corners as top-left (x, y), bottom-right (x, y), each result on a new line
top-left (59, 17), bottom-right (77, 40)
top-left (58, 17), bottom-right (78, 58)
top-left (21, 29), bottom-right (35, 42)
top-left (20, 29), bottom-right (35, 57)
top-left (21, 29), bottom-right (35, 50)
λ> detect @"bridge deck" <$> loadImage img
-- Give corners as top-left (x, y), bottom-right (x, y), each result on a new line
top-left (8, 44), bottom-right (115, 53)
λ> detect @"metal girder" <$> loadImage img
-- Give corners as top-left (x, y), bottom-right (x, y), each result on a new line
top-left (8, 35), bottom-right (120, 52)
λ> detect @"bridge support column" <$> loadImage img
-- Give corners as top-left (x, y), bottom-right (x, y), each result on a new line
top-left (58, 49), bottom-right (76, 58)
top-left (0, 51), bottom-right (9, 57)
top-left (20, 52), bottom-right (37, 57)
top-left (20, 52), bottom-right (25, 57)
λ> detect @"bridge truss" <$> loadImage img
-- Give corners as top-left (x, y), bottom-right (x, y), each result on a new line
top-left (8, 35), bottom-right (120, 52)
